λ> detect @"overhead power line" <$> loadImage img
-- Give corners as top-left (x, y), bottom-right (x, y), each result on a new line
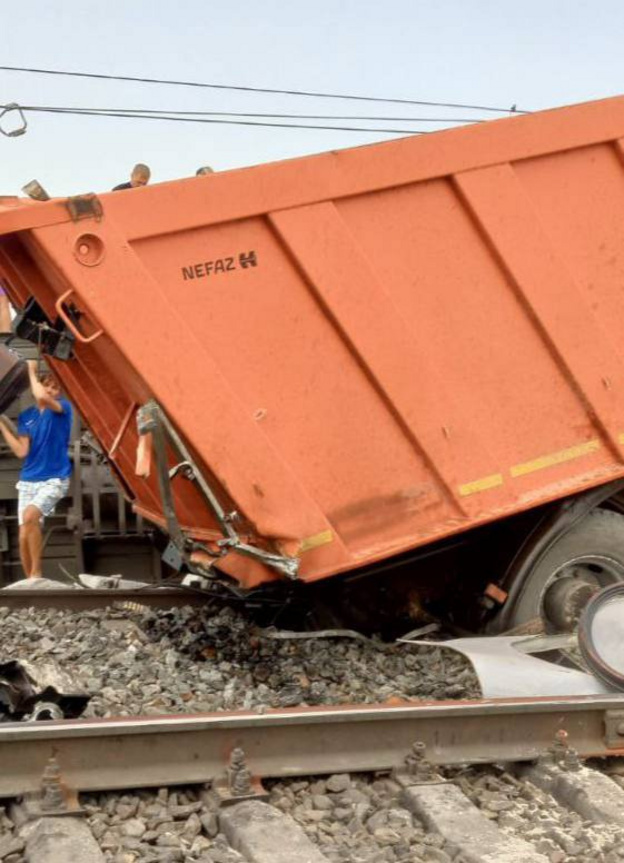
top-left (0, 64), bottom-right (527, 115)
top-left (17, 105), bottom-right (428, 135)
top-left (19, 105), bottom-right (487, 123)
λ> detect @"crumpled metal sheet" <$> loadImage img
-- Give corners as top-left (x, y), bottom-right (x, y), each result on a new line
top-left (425, 636), bottom-right (614, 698)
top-left (0, 659), bottom-right (90, 721)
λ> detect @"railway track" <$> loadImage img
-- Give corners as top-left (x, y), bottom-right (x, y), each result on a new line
top-left (2, 587), bottom-right (624, 861)
top-left (2, 696), bottom-right (624, 862)
top-left (0, 585), bottom-right (209, 611)
top-left (2, 695), bottom-right (624, 797)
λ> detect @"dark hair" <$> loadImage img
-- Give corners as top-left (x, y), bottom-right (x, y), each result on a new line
top-left (39, 372), bottom-right (58, 388)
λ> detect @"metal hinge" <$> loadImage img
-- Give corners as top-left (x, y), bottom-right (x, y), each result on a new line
top-left (65, 194), bottom-right (103, 222)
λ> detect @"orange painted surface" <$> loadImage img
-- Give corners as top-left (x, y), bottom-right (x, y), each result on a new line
top-left (3, 95), bottom-right (624, 586)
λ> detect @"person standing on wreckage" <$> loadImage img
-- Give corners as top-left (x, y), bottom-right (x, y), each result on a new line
top-left (0, 361), bottom-right (72, 578)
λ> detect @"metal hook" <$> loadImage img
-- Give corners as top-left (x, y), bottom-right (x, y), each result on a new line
top-left (0, 103), bottom-right (27, 138)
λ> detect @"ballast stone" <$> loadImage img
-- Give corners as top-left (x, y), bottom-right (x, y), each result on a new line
top-left (401, 783), bottom-right (549, 863)
top-left (220, 800), bottom-right (330, 863)
top-left (20, 815), bottom-right (105, 863)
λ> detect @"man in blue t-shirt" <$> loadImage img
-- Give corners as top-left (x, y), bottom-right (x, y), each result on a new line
top-left (0, 361), bottom-right (72, 579)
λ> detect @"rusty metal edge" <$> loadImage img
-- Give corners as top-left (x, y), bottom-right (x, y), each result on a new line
top-left (0, 695), bottom-right (623, 797)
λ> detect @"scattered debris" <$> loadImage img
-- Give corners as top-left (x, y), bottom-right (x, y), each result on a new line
top-left (0, 659), bottom-right (90, 721)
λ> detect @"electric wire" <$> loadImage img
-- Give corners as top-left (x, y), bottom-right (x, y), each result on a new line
top-left (14, 105), bottom-right (434, 134)
top-left (19, 104), bottom-right (488, 123)
top-left (0, 64), bottom-right (527, 114)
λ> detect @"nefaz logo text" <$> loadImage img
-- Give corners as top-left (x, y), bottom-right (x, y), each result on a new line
top-left (181, 250), bottom-right (258, 281)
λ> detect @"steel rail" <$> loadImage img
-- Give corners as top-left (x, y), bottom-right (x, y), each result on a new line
top-left (1, 695), bottom-right (624, 798)
top-left (0, 588), bottom-right (208, 611)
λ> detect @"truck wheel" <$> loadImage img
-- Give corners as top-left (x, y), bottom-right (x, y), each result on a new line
top-left (504, 509), bottom-right (624, 632)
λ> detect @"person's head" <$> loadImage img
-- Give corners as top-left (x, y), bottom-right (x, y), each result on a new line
top-left (196, 166), bottom-right (214, 176)
top-left (131, 163), bottom-right (151, 187)
top-left (40, 372), bottom-right (61, 400)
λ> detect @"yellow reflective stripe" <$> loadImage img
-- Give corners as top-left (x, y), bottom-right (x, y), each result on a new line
top-left (458, 473), bottom-right (504, 497)
top-left (299, 529), bottom-right (334, 554)
top-left (510, 440), bottom-right (600, 478)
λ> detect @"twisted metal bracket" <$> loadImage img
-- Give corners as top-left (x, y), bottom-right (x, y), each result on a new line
top-left (137, 400), bottom-right (300, 579)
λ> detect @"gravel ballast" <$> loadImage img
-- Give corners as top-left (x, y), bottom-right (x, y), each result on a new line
top-left (271, 765), bottom-right (624, 863)
top-left (82, 786), bottom-right (242, 863)
top-left (7, 766), bottom-right (624, 863)
top-left (8, 767), bottom-right (624, 863)
top-left (268, 772), bottom-right (456, 863)
top-left (0, 604), bottom-right (480, 718)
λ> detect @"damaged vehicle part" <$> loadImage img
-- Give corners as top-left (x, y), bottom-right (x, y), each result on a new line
top-left (13, 296), bottom-right (75, 360)
top-left (406, 583), bottom-right (624, 699)
top-left (137, 400), bottom-right (300, 580)
top-left (432, 635), bottom-right (613, 698)
top-left (0, 659), bottom-right (90, 721)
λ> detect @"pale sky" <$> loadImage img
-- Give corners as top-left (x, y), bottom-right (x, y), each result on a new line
top-left (1, 0), bottom-right (623, 196)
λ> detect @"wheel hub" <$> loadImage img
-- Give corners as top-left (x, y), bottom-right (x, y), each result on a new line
top-left (542, 575), bottom-right (600, 632)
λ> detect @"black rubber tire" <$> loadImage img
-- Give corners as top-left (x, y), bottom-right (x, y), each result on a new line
top-left (505, 509), bottom-right (624, 629)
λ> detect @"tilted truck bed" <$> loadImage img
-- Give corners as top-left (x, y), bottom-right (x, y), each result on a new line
top-left (2, 95), bottom-right (624, 587)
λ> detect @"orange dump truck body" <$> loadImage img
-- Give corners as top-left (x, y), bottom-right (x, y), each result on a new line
top-left (3, 95), bottom-right (624, 587)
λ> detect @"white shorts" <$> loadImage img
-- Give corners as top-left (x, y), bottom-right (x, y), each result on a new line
top-left (17, 478), bottom-right (70, 525)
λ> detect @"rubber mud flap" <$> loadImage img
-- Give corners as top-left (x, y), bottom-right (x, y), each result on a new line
top-left (0, 343), bottom-right (28, 413)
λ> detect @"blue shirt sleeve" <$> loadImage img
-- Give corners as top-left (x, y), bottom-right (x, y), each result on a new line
top-left (59, 398), bottom-right (72, 416)
top-left (17, 410), bottom-right (29, 436)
